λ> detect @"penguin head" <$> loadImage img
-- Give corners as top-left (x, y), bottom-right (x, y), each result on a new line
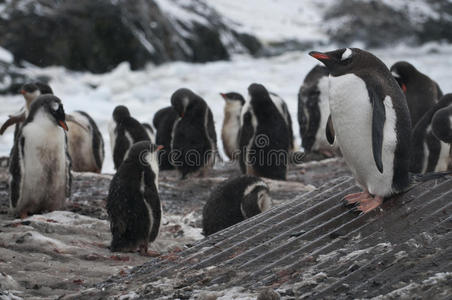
top-left (29, 95), bottom-right (68, 131)
top-left (123, 140), bottom-right (163, 171)
top-left (171, 88), bottom-right (195, 118)
top-left (309, 48), bottom-right (377, 77)
top-left (390, 61), bottom-right (416, 93)
top-left (112, 105), bottom-right (130, 123)
top-left (241, 180), bottom-right (272, 218)
top-left (248, 83), bottom-right (272, 102)
top-left (20, 83), bottom-right (41, 105)
top-left (35, 82), bottom-right (54, 95)
top-left (220, 92), bottom-right (245, 106)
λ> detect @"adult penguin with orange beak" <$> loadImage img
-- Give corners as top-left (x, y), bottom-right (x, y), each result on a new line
top-left (310, 48), bottom-right (412, 213)
top-left (9, 95), bottom-right (72, 218)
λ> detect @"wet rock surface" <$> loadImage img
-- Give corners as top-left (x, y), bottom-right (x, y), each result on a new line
top-left (0, 157), bottom-right (342, 299)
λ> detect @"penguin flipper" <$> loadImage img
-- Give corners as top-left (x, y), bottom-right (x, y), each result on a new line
top-left (9, 136), bottom-right (24, 209)
top-left (370, 91), bottom-right (386, 174)
top-left (0, 113), bottom-right (25, 135)
top-left (107, 180), bottom-right (129, 238)
top-left (325, 114), bottom-right (335, 145)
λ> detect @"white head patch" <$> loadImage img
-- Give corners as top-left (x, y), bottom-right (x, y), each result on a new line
top-left (51, 101), bottom-right (59, 111)
top-left (391, 71), bottom-right (400, 78)
top-left (341, 48), bottom-right (352, 61)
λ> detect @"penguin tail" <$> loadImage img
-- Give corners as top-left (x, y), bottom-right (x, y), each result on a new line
top-left (404, 171), bottom-right (452, 193)
top-left (409, 171), bottom-right (452, 183)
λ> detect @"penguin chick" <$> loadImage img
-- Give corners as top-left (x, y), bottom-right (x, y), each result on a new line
top-left (170, 88), bottom-right (218, 179)
top-left (239, 83), bottom-right (290, 180)
top-left (142, 122), bottom-right (156, 143)
top-left (431, 101), bottom-right (452, 144)
top-left (9, 95), bottom-right (71, 218)
top-left (107, 141), bottom-right (162, 255)
top-left (410, 94), bottom-right (452, 173)
top-left (390, 61), bottom-right (443, 127)
top-left (153, 106), bottom-right (179, 170)
top-left (220, 92), bottom-right (245, 160)
top-left (310, 48), bottom-right (411, 213)
top-left (298, 65), bottom-right (336, 156)
top-left (202, 175), bottom-right (271, 236)
top-left (109, 105), bottom-right (150, 169)
top-left (66, 111), bottom-right (105, 173)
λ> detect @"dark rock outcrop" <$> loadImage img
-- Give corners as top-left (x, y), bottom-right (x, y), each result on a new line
top-left (324, 0), bottom-right (452, 48)
top-left (0, 0), bottom-right (261, 73)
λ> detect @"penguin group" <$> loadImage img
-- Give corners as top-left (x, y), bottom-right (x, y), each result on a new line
top-left (1, 45), bottom-right (451, 254)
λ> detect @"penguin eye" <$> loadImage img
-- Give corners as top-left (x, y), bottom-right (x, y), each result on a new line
top-left (51, 102), bottom-right (59, 111)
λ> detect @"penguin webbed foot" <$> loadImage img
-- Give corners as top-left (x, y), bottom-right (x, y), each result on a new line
top-left (342, 191), bottom-right (370, 207)
top-left (353, 196), bottom-right (384, 214)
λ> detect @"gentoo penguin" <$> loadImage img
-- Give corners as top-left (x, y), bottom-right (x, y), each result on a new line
top-left (239, 83), bottom-right (290, 180)
top-left (107, 141), bottom-right (162, 254)
top-left (142, 123), bottom-right (156, 143)
top-left (109, 105), bottom-right (150, 170)
top-left (170, 88), bottom-right (218, 178)
top-left (390, 61), bottom-right (443, 126)
top-left (153, 106), bottom-right (179, 170)
top-left (410, 94), bottom-right (452, 173)
top-left (431, 101), bottom-right (452, 143)
top-left (298, 65), bottom-right (335, 156)
top-left (268, 91), bottom-right (295, 153)
top-left (220, 92), bottom-right (245, 160)
top-left (202, 175), bottom-right (271, 236)
top-left (66, 111), bottom-right (105, 173)
top-left (9, 95), bottom-right (71, 218)
top-left (310, 48), bottom-right (411, 213)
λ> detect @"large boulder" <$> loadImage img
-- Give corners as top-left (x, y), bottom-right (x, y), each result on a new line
top-left (0, 0), bottom-right (261, 73)
top-left (324, 0), bottom-right (452, 48)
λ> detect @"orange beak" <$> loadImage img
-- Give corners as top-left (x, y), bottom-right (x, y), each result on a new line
top-left (309, 51), bottom-right (331, 60)
top-left (20, 89), bottom-right (26, 95)
top-left (58, 120), bottom-right (68, 131)
top-left (157, 145), bottom-right (164, 151)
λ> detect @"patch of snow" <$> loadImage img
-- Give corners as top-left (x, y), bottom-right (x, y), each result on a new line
top-left (2, 46), bottom-right (452, 174)
top-left (0, 47), bottom-right (13, 63)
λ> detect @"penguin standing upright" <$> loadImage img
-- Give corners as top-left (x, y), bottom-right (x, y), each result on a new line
top-left (153, 106), bottom-right (179, 170)
top-left (107, 141), bottom-right (162, 254)
top-left (66, 111), bottom-right (105, 173)
top-left (170, 88), bottom-right (218, 178)
top-left (220, 92), bottom-right (245, 160)
top-left (202, 175), bottom-right (272, 236)
top-left (109, 105), bottom-right (150, 169)
top-left (9, 95), bottom-right (71, 218)
top-left (269, 92), bottom-right (295, 153)
top-left (410, 94), bottom-right (452, 173)
top-left (239, 83), bottom-right (290, 180)
top-left (298, 65), bottom-right (335, 155)
top-left (310, 48), bottom-right (411, 213)
top-left (431, 99), bottom-right (452, 144)
top-left (390, 61), bottom-right (443, 126)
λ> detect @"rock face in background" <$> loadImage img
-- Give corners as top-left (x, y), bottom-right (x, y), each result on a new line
top-left (325, 0), bottom-right (452, 48)
top-left (0, 0), bottom-right (261, 73)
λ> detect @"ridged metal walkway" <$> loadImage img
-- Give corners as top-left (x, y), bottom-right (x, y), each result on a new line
top-left (90, 175), bottom-right (451, 299)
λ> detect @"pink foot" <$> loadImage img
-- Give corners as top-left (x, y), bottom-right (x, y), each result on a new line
top-left (343, 191), bottom-right (371, 205)
top-left (356, 196), bottom-right (384, 214)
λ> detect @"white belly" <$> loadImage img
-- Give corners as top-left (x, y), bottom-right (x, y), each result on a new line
top-left (19, 114), bottom-right (67, 211)
top-left (329, 74), bottom-right (396, 197)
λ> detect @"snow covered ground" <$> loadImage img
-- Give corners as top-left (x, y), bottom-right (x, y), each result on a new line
top-left (1, 43), bottom-right (452, 174)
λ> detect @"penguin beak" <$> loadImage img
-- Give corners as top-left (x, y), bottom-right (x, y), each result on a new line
top-left (20, 89), bottom-right (26, 95)
top-left (157, 145), bottom-right (164, 151)
top-left (220, 93), bottom-right (226, 100)
top-left (58, 120), bottom-right (68, 131)
top-left (309, 51), bottom-right (331, 61)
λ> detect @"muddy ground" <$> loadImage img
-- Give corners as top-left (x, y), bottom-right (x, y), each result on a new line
top-left (0, 157), bottom-right (350, 299)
